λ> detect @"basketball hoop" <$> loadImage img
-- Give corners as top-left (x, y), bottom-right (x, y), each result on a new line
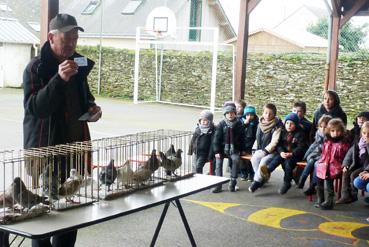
top-left (145, 6), bottom-right (176, 38)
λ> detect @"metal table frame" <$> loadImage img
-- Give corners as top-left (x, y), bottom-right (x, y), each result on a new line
top-left (0, 174), bottom-right (229, 246)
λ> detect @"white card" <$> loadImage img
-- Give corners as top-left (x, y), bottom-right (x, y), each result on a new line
top-left (74, 57), bottom-right (88, 67)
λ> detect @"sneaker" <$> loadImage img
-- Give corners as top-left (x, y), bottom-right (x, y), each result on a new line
top-left (235, 185), bottom-right (239, 191)
top-left (240, 176), bottom-right (247, 181)
top-left (247, 174), bottom-right (254, 182)
top-left (248, 181), bottom-right (262, 193)
top-left (320, 201), bottom-right (334, 210)
top-left (278, 183), bottom-right (291, 195)
top-left (211, 186), bottom-right (222, 193)
top-left (303, 186), bottom-right (316, 196)
top-left (260, 165), bottom-right (270, 181)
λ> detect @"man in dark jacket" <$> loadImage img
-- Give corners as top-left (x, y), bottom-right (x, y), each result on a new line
top-left (21, 13), bottom-right (100, 247)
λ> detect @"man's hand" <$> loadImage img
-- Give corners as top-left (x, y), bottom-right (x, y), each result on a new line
top-left (58, 60), bottom-right (78, 82)
top-left (88, 105), bottom-right (102, 122)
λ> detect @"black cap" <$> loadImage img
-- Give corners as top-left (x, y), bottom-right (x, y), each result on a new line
top-left (49, 14), bottom-right (84, 33)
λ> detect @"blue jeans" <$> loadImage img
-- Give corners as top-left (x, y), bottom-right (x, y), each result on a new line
top-left (301, 158), bottom-right (317, 178)
top-left (353, 176), bottom-right (369, 192)
top-left (267, 155), bottom-right (299, 184)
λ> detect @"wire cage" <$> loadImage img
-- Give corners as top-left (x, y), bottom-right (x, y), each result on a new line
top-left (0, 129), bottom-right (194, 223)
top-left (92, 129), bottom-right (194, 200)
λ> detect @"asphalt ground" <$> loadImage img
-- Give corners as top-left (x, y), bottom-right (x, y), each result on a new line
top-left (0, 88), bottom-right (368, 247)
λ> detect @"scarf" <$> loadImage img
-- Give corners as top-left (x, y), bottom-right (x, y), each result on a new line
top-left (259, 117), bottom-right (277, 133)
top-left (224, 118), bottom-right (237, 156)
top-left (359, 137), bottom-right (367, 158)
top-left (199, 124), bottom-right (211, 134)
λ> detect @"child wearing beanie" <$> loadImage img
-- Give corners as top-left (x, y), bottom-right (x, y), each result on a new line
top-left (240, 106), bottom-right (259, 181)
top-left (212, 102), bottom-right (246, 193)
top-left (188, 110), bottom-right (215, 174)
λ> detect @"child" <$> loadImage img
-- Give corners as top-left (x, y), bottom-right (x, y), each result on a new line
top-left (315, 118), bottom-right (350, 210)
top-left (240, 106), bottom-right (259, 181)
top-left (259, 113), bottom-right (307, 194)
top-left (349, 121), bottom-right (369, 204)
top-left (298, 115), bottom-right (332, 190)
top-left (212, 102), bottom-right (246, 193)
top-left (188, 110), bottom-right (215, 174)
top-left (293, 101), bottom-right (312, 140)
top-left (235, 99), bottom-right (247, 119)
top-left (337, 115), bottom-right (369, 204)
top-left (249, 103), bottom-right (283, 192)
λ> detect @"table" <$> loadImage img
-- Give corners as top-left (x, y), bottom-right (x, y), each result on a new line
top-left (0, 174), bottom-right (229, 246)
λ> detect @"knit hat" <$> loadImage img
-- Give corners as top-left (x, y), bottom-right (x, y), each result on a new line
top-left (199, 110), bottom-right (213, 123)
top-left (244, 105), bottom-right (256, 115)
top-left (222, 101), bottom-right (236, 115)
top-left (284, 112), bottom-right (300, 127)
top-left (357, 111), bottom-right (369, 120)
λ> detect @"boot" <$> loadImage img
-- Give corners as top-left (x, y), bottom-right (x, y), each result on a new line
top-left (211, 185), bottom-right (222, 193)
top-left (303, 183), bottom-right (316, 196)
top-left (320, 186), bottom-right (334, 210)
top-left (278, 182), bottom-right (291, 195)
top-left (228, 179), bottom-right (237, 192)
top-left (335, 192), bottom-right (352, 204)
top-left (248, 181), bottom-right (262, 193)
top-left (297, 175), bottom-right (308, 189)
top-left (315, 186), bottom-right (325, 208)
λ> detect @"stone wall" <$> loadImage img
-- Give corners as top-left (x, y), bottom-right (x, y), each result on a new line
top-left (78, 46), bottom-right (369, 121)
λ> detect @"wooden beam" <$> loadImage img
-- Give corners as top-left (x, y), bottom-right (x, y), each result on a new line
top-left (247, 0), bottom-right (262, 14)
top-left (340, 0), bottom-right (367, 28)
top-left (234, 0), bottom-right (250, 100)
top-left (330, 0), bottom-right (341, 17)
top-left (40, 0), bottom-right (59, 46)
top-left (325, 15), bottom-right (340, 91)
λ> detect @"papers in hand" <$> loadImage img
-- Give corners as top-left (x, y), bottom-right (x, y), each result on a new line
top-left (79, 111), bottom-right (102, 122)
top-left (74, 57), bottom-right (88, 67)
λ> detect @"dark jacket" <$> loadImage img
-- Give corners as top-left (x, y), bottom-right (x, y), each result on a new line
top-left (188, 124), bottom-right (215, 160)
top-left (213, 119), bottom-right (246, 156)
top-left (244, 117), bottom-right (259, 153)
top-left (276, 128), bottom-right (307, 160)
top-left (343, 141), bottom-right (369, 171)
top-left (254, 117), bottom-right (283, 154)
top-left (23, 41), bottom-right (96, 149)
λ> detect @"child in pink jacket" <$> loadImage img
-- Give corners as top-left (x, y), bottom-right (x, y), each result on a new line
top-left (316, 118), bottom-right (350, 210)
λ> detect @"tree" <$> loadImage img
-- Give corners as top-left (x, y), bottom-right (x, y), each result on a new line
top-left (307, 18), bottom-right (368, 52)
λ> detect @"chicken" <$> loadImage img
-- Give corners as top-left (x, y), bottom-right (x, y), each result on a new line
top-left (11, 177), bottom-right (46, 209)
top-left (59, 169), bottom-right (83, 203)
top-left (165, 144), bottom-right (176, 157)
top-left (160, 148), bottom-right (183, 176)
top-left (99, 159), bottom-right (117, 191)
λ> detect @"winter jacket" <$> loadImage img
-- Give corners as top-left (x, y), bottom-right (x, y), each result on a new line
top-left (213, 119), bottom-right (246, 156)
top-left (188, 124), bottom-right (215, 160)
top-left (299, 117), bottom-right (312, 139)
top-left (244, 117), bottom-right (259, 153)
top-left (343, 141), bottom-right (369, 171)
top-left (253, 117), bottom-right (283, 154)
top-left (276, 128), bottom-right (307, 160)
top-left (303, 129), bottom-right (325, 162)
top-left (316, 138), bottom-right (350, 180)
top-left (23, 41), bottom-right (96, 149)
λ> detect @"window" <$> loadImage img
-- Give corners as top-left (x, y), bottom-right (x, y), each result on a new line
top-left (0, 4), bottom-right (12, 12)
top-left (81, 0), bottom-right (100, 15)
top-left (121, 0), bottom-right (142, 15)
top-left (189, 0), bottom-right (202, 41)
top-left (27, 22), bottom-right (40, 32)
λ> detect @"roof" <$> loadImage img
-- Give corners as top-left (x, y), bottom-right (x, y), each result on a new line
top-left (0, 17), bottom-right (39, 44)
top-left (249, 28), bottom-right (328, 48)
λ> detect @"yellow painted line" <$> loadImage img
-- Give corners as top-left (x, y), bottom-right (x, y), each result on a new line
top-left (319, 222), bottom-right (369, 240)
top-left (248, 207), bottom-right (306, 229)
top-left (186, 200), bottom-right (240, 213)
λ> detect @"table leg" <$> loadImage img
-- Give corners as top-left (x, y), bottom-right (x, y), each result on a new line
top-left (175, 199), bottom-right (196, 247)
top-left (150, 202), bottom-right (170, 247)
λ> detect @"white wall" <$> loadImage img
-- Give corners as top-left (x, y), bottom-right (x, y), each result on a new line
top-left (2, 43), bottom-right (32, 88)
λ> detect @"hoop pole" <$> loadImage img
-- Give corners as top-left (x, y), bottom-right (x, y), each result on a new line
top-left (210, 28), bottom-right (219, 113)
top-left (134, 27), bottom-right (140, 104)
top-left (155, 44), bottom-right (159, 101)
top-left (158, 46), bottom-right (164, 101)
top-left (232, 44), bottom-right (236, 102)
